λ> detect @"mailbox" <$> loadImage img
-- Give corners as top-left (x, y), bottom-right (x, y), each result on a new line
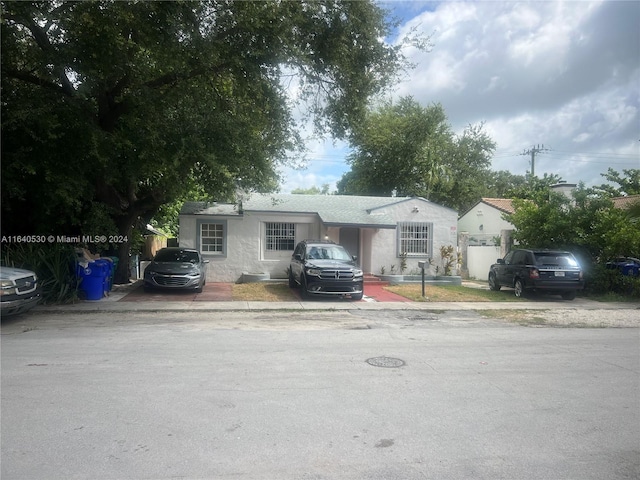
top-left (418, 260), bottom-right (426, 269)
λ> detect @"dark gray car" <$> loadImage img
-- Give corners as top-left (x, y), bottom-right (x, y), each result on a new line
top-left (289, 240), bottom-right (364, 300)
top-left (144, 247), bottom-right (208, 293)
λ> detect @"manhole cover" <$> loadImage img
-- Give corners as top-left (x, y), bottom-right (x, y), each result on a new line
top-left (366, 356), bottom-right (405, 368)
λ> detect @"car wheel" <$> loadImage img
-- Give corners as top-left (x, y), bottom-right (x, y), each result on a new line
top-left (195, 284), bottom-right (203, 294)
top-left (514, 279), bottom-right (525, 298)
top-left (143, 284), bottom-right (153, 293)
top-left (288, 269), bottom-right (297, 288)
top-left (488, 272), bottom-right (501, 291)
top-left (561, 290), bottom-right (576, 300)
top-left (351, 292), bottom-right (363, 301)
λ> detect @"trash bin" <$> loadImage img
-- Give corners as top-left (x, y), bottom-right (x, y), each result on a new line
top-left (95, 258), bottom-right (113, 294)
top-left (107, 256), bottom-right (119, 289)
top-left (77, 262), bottom-right (109, 300)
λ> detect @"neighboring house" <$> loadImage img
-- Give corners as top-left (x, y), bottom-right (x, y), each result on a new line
top-left (457, 198), bottom-right (515, 246)
top-left (457, 187), bottom-right (637, 280)
top-left (457, 184), bottom-right (580, 246)
top-left (179, 194), bottom-right (458, 282)
top-left (612, 194), bottom-right (640, 210)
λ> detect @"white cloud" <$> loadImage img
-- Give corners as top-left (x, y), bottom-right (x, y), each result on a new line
top-left (281, 0), bottom-right (640, 193)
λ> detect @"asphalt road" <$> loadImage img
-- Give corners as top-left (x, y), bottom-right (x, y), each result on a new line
top-left (2, 310), bottom-right (639, 480)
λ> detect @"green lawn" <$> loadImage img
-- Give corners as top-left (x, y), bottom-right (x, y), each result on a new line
top-left (231, 282), bottom-right (526, 302)
top-left (385, 284), bottom-right (527, 302)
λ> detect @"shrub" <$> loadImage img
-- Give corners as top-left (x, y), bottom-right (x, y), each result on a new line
top-left (1, 243), bottom-right (80, 304)
top-left (585, 264), bottom-right (640, 299)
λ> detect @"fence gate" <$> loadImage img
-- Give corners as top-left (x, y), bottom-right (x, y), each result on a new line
top-left (467, 245), bottom-right (501, 281)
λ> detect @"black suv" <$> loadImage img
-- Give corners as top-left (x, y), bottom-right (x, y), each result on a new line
top-left (488, 249), bottom-right (584, 300)
top-left (289, 240), bottom-right (364, 300)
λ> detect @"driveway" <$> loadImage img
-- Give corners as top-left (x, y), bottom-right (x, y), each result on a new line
top-left (117, 282), bottom-right (410, 303)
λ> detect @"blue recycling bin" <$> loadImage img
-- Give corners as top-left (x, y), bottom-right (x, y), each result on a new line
top-left (77, 262), bottom-right (109, 300)
top-left (95, 258), bottom-right (114, 294)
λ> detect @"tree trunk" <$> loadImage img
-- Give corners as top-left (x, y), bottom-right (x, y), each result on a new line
top-left (113, 214), bottom-right (137, 285)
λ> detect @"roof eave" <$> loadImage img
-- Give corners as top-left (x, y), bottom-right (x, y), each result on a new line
top-left (323, 222), bottom-right (396, 229)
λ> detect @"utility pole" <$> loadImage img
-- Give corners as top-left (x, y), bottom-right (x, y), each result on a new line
top-left (520, 144), bottom-right (549, 176)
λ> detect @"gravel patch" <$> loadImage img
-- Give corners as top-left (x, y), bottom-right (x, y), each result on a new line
top-left (483, 308), bottom-right (640, 328)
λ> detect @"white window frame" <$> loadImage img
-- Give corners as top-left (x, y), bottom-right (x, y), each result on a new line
top-left (397, 221), bottom-right (433, 257)
top-left (199, 221), bottom-right (226, 255)
top-left (265, 222), bottom-right (295, 251)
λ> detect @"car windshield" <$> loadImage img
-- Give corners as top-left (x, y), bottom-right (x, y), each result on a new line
top-left (154, 250), bottom-right (200, 263)
top-left (534, 254), bottom-right (578, 267)
top-left (306, 245), bottom-right (352, 261)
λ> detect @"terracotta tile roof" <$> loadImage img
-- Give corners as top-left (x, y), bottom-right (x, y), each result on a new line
top-left (480, 198), bottom-right (516, 214)
top-left (612, 195), bottom-right (640, 209)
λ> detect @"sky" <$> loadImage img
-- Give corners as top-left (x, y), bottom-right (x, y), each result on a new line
top-left (278, 0), bottom-right (640, 195)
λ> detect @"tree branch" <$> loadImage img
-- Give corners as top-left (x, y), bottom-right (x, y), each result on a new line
top-left (4, 69), bottom-right (72, 96)
top-left (9, 13), bottom-right (76, 96)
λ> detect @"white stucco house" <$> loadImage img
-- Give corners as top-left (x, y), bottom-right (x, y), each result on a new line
top-left (179, 193), bottom-right (459, 282)
top-left (457, 198), bottom-right (515, 246)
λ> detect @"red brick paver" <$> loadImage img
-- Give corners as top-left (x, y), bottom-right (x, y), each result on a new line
top-left (118, 283), bottom-right (233, 302)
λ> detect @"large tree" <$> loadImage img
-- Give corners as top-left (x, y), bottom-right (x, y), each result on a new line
top-left (2, 0), bottom-right (404, 282)
top-left (336, 96), bottom-right (496, 212)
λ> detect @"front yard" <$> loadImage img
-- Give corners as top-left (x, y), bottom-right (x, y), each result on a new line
top-left (231, 282), bottom-right (528, 302)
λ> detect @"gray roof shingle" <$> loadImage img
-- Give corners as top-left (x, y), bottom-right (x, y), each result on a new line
top-left (243, 193), bottom-right (402, 227)
top-left (180, 194), bottom-right (442, 228)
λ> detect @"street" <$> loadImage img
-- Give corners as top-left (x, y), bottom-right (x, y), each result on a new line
top-left (2, 310), bottom-right (639, 480)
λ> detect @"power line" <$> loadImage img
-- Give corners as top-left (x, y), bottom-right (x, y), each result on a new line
top-left (519, 144), bottom-right (550, 176)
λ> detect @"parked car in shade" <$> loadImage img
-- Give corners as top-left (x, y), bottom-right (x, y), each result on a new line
top-left (143, 247), bottom-right (209, 293)
top-left (605, 257), bottom-right (640, 277)
top-left (488, 249), bottom-right (584, 300)
top-left (0, 266), bottom-right (41, 317)
top-left (289, 240), bottom-right (364, 300)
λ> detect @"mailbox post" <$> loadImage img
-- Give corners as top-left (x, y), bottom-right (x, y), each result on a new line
top-left (418, 260), bottom-right (427, 298)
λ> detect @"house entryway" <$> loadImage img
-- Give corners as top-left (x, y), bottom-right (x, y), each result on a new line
top-left (339, 227), bottom-right (360, 263)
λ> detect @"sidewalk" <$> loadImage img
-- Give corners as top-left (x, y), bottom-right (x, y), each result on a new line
top-left (32, 280), bottom-right (636, 313)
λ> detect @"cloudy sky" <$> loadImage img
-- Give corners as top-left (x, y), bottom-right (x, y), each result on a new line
top-left (279, 0), bottom-right (639, 194)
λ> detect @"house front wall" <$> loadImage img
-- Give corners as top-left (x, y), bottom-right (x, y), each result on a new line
top-left (369, 199), bottom-right (458, 276)
top-left (180, 211), bottom-right (321, 282)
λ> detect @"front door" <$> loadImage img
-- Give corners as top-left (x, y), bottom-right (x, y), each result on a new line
top-left (339, 228), bottom-right (360, 265)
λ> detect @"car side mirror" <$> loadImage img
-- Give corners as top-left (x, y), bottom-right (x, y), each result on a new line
top-left (294, 253), bottom-right (302, 261)
top-left (497, 259), bottom-right (505, 264)
top-left (352, 255), bottom-right (358, 262)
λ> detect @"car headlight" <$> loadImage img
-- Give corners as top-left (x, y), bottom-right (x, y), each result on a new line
top-left (353, 269), bottom-right (363, 277)
top-left (0, 280), bottom-right (17, 296)
top-left (306, 268), bottom-right (322, 276)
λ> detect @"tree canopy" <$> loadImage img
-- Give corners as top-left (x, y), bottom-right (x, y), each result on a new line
top-left (336, 96), bottom-right (496, 212)
top-left (1, 0), bottom-right (404, 282)
top-left (593, 168), bottom-right (640, 197)
top-left (506, 174), bottom-right (640, 262)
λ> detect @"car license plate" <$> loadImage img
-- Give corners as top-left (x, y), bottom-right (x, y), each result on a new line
top-left (555, 271), bottom-right (565, 277)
